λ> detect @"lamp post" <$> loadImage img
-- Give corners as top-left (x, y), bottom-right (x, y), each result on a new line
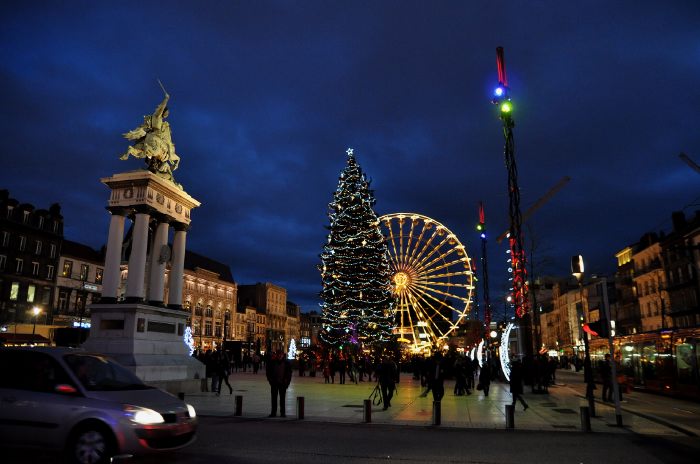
top-left (571, 255), bottom-right (595, 416)
top-left (31, 306), bottom-right (41, 345)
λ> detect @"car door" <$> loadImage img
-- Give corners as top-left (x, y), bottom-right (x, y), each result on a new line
top-left (0, 350), bottom-right (82, 447)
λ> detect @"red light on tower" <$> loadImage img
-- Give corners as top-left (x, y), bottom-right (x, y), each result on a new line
top-left (496, 46), bottom-right (508, 88)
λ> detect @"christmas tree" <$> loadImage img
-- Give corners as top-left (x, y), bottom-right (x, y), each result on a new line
top-left (319, 148), bottom-right (395, 348)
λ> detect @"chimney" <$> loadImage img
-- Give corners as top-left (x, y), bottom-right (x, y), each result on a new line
top-left (671, 211), bottom-right (687, 232)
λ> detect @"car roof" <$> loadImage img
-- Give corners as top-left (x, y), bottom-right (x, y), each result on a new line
top-left (0, 346), bottom-right (103, 357)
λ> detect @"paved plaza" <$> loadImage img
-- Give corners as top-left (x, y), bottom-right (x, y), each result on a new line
top-left (185, 369), bottom-right (698, 437)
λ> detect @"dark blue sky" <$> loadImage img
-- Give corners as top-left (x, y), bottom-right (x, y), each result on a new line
top-left (2, 1), bottom-right (699, 315)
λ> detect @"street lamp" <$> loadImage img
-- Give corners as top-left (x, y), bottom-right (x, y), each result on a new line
top-left (31, 306), bottom-right (41, 345)
top-left (571, 255), bottom-right (595, 415)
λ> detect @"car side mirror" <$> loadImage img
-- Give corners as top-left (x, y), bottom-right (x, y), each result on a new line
top-left (55, 384), bottom-right (79, 395)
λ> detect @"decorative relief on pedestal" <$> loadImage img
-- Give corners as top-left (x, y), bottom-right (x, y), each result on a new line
top-left (175, 204), bottom-right (183, 214)
top-left (124, 187), bottom-right (134, 199)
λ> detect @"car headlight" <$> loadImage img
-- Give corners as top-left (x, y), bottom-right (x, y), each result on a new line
top-left (124, 405), bottom-right (165, 425)
top-left (186, 404), bottom-right (196, 418)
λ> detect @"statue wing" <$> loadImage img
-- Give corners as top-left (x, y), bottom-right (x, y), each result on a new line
top-left (123, 125), bottom-right (148, 141)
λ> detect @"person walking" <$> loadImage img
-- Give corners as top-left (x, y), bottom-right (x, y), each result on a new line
top-left (377, 355), bottom-right (398, 410)
top-left (215, 350), bottom-right (233, 396)
top-left (266, 349), bottom-right (292, 417)
top-left (479, 360), bottom-right (491, 397)
top-left (601, 354), bottom-right (613, 402)
top-left (510, 359), bottom-right (529, 411)
top-left (431, 353), bottom-right (446, 402)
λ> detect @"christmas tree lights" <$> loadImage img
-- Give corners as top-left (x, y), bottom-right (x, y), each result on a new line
top-left (319, 148), bottom-right (394, 348)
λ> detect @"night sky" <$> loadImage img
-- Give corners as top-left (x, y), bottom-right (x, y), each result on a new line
top-left (2, 1), bottom-right (699, 317)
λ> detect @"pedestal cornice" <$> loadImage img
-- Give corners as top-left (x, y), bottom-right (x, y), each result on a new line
top-left (101, 170), bottom-right (200, 225)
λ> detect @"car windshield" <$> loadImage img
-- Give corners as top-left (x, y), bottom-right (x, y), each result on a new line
top-left (64, 353), bottom-right (152, 391)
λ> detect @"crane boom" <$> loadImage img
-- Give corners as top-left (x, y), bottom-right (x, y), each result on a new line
top-left (496, 176), bottom-right (571, 243)
top-left (680, 152), bottom-right (700, 176)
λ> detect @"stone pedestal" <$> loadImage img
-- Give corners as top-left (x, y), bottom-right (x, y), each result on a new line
top-left (86, 170), bottom-right (204, 394)
top-left (82, 303), bottom-right (204, 392)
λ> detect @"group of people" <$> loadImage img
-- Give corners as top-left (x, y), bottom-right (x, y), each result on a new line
top-left (195, 348), bottom-right (624, 417)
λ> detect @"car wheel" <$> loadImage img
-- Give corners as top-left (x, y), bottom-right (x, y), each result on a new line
top-left (67, 423), bottom-right (115, 464)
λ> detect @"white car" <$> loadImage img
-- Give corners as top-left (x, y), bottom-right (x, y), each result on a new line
top-left (0, 346), bottom-right (197, 464)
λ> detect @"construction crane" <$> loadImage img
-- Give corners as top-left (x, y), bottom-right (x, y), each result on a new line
top-left (496, 176), bottom-right (571, 244)
top-left (680, 152), bottom-right (700, 176)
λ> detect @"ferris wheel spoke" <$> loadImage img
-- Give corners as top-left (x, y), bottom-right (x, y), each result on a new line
top-left (413, 235), bottom-right (452, 272)
top-left (406, 285), bottom-right (453, 328)
top-left (398, 217), bottom-right (405, 267)
top-left (403, 218), bottom-right (422, 269)
top-left (405, 290), bottom-right (433, 347)
top-left (417, 243), bottom-right (463, 272)
top-left (422, 270), bottom-right (473, 280)
top-left (411, 225), bottom-right (440, 270)
top-left (422, 254), bottom-right (470, 274)
top-left (413, 281), bottom-right (472, 306)
top-left (384, 221), bottom-right (402, 270)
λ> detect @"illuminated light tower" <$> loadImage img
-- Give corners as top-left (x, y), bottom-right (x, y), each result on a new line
top-left (491, 46), bottom-right (533, 359)
top-left (476, 202), bottom-right (492, 333)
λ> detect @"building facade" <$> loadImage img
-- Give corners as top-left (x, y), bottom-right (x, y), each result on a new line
top-left (0, 190), bottom-right (63, 342)
top-left (238, 283), bottom-right (287, 352)
top-left (632, 234), bottom-right (670, 331)
top-left (53, 240), bottom-right (104, 329)
top-left (175, 251), bottom-right (237, 352)
top-left (661, 211), bottom-right (700, 328)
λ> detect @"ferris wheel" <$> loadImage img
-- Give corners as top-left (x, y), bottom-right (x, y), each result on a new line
top-left (379, 213), bottom-right (475, 353)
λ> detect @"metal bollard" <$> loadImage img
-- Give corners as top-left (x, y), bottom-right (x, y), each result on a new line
top-left (432, 401), bottom-right (441, 426)
top-left (363, 399), bottom-right (372, 423)
top-left (297, 396), bottom-right (305, 420)
top-left (505, 405), bottom-right (515, 429)
top-left (580, 406), bottom-right (591, 432)
top-left (587, 395), bottom-right (596, 418)
top-left (234, 395), bottom-right (243, 416)
top-left (177, 392), bottom-right (185, 401)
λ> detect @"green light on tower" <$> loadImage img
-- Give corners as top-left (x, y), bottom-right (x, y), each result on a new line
top-left (501, 101), bottom-right (512, 113)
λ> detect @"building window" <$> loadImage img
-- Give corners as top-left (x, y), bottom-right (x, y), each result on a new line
top-left (23, 211), bottom-right (30, 224)
top-left (15, 258), bottom-right (23, 274)
top-left (6, 206), bottom-right (13, 219)
top-left (49, 243), bottom-right (56, 258)
top-left (41, 287), bottom-right (51, 305)
top-left (205, 306), bottom-right (213, 317)
top-left (1, 231), bottom-right (8, 247)
top-left (38, 216), bottom-right (44, 229)
top-left (0, 254), bottom-right (5, 270)
top-left (19, 236), bottom-right (26, 251)
top-left (80, 264), bottom-right (89, 281)
top-left (32, 262), bottom-right (39, 276)
top-left (53, 221), bottom-right (58, 233)
top-left (35, 240), bottom-right (42, 255)
top-left (27, 285), bottom-right (36, 303)
top-left (10, 282), bottom-right (19, 301)
top-left (205, 321), bottom-right (212, 336)
top-left (195, 303), bottom-right (202, 316)
top-left (47, 265), bottom-right (54, 280)
top-left (95, 268), bottom-right (103, 284)
top-left (58, 290), bottom-right (68, 311)
top-left (62, 260), bottom-right (73, 277)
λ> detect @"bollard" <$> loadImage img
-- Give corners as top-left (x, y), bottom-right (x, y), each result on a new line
top-left (297, 396), bottom-right (305, 420)
top-left (177, 392), bottom-right (185, 401)
top-left (615, 413), bottom-right (623, 427)
top-left (363, 399), bottom-right (372, 423)
top-left (580, 406), bottom-right (591, 432)
top-left (234, 395), bottom-right (243, 416)
top-left (432, 401), bottom-right (441, 426)
top-left (587, 395), bottom-right (596, 418)
top-left (505, 404), bottom-right (515, 429)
